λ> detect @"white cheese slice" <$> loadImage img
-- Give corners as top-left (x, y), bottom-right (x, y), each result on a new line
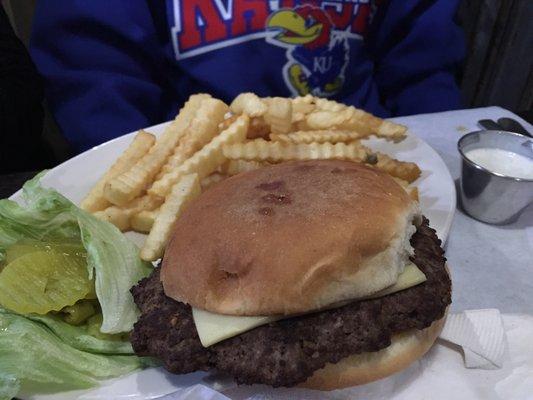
top-left (192, 262), bottom-right (426, 347)
top-left (368, 261), bottom-right (427, 298)
top-left (192, 310), bottom-right (280, 348)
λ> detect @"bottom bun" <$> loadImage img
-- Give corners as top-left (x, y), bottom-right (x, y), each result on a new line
top-left (301, 312), bottom-right (447, 391)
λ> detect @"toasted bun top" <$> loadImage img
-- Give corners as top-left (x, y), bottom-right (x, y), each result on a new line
top-left (161, 160), bottom-right (419, 316)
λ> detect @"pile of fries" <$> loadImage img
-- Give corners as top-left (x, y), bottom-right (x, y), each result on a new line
top-left (81, 93), bottom-right (421, 262)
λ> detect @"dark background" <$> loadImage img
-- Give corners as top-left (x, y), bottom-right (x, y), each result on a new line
top-left (1, 0), bottom-right (532, 177)
top-left (458, 0), bottom-right (532, 114)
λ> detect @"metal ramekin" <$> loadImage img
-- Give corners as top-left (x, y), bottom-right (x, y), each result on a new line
top-left (457, 130), bottom-right (533, 224)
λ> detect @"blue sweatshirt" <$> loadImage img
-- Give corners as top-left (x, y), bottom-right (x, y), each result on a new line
top-left (30, 0), bottom-right (465, 152)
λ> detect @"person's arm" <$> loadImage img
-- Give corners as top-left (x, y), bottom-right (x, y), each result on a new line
top-left (0, 6), bottom-right (44, 173)
top-left (30, 2), bottom-right (175, 152)
top-left (367, 0), bottom-right (465, 116)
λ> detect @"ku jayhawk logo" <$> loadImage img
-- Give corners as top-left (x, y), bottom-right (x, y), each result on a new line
top-left (266, 6), bottom-right (350, 97)
top-left (170, 1), bottom-right (372, 96)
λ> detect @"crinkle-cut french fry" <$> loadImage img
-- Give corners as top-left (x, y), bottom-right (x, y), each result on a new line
top-left (314, 97), bottom-right (346, 112)
top-left (340, 108), bottom-right (407, 140)
top-left (291, 95), bottom-right (316, 114)
top-left (104, 94), bottom-right (209, 206)
top-left (80, 130), bottom-right (155, 212)
top-left (170, 94), bottom-right (212, 132)
top-left (408, 186), bottom-right (419, 202)
top-left (131, 209), bottom-right (159, 233)
top-left (127, 193), bottom-right (164, 212)
top-left (93, 194), bottom-right (163, 231)
top-left (338, 109), bottom-right (407, 141)
top-left (200, 173), bottom-right (227, 191)
top-left (291, 95), bottom-right (315, 123)
top-left (264, 97), bottom-right (292, 135)
top-left (374, 120), bottom-right (408, 142)
top-left (305, 108), bottom-right (361, 131)
top-left (291, 112), bottom-right (306, 123)
top-left (141, 174), bottom-right (201, 261)
top-left (270, 130), bottom-right (366, 144)
top-left (230, 92), bottom-right (268, 117)
top-left (373, 151), bottom-right (421, 183)
top-left (158, 98), bottom-right (229, 177)
top-left (148, 115), bottom-right (249, 198)
top-left (336, 108), bottom-right (375, 135)
top-left (392, 177), bottom-right (409, 189)
top-left (295, 119), bottom-right (312, 131)
top-left (218, 115), bottom-right (238, 131)
top-left (221, 159), bottom-right (270, 176)
top-left (305, 106), bottom-right (407, 141)
top-left (94, 208), bottom-right (131, 232)
top-left (359, 144), bottom-right (421, 183)
top-left (247, 117), bottom-right (271, 139)
top-left (222, 139), bottom-right (371, 163)
top-left (392, 177), bottom-right (419, 202)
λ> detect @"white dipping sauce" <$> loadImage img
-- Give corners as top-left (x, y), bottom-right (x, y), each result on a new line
top-left (465, 148), bottom-right (533, 179)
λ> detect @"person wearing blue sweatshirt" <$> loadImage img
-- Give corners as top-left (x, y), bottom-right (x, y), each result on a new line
top-left (30, 0), bottom-right (465, 153)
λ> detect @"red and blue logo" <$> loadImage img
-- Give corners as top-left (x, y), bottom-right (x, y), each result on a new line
top-left (171, 1), bottom-right (374, 96)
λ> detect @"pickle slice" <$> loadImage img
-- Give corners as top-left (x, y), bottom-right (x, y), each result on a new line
top-left (62, 300), bottom-right (97, 325)
top-left (5, 239), bottom-right (86, 264)
top-left (0, 249), bottom-right (92, 315)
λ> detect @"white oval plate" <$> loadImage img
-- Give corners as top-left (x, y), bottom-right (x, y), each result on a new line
top-left (12, 122), bottom-right (456, 400)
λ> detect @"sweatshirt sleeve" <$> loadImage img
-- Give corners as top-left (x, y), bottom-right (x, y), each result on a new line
top-left (30, 2), bottom-right (175, 152)
top-left (367, 0), bottom-right (465, 116)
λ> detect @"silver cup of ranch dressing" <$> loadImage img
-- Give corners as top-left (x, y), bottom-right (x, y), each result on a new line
top-left (458, 130), bottom-right (533, 224)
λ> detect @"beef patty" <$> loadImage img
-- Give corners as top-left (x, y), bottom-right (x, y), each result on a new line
top-left (130, 218), bottom-right (450, 387)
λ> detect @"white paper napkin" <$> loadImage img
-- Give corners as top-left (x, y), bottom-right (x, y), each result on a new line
top-left (439, 309), bottom-right (506, 369)
top-left (158, 384), bottom-right (231, 400)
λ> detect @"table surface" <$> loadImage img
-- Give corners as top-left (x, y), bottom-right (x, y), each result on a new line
top-left (1, 106), bottom-right (531, 315)
top-left (392, 106), bottom-right (532, 314)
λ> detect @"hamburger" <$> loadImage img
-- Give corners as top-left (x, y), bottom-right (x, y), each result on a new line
top-left (130, 160), bottom-right (451, 390)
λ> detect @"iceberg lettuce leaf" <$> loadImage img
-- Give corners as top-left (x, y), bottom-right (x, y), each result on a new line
top-left (0, 310), bottom-right (141, 400)
top-left (26, 313), bottom-right (133, 355)
top-left (0, 173), bottom-right (152, 333)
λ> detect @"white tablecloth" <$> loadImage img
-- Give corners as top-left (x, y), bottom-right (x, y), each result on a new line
top-left (391, 107), bottom-right (533, 314)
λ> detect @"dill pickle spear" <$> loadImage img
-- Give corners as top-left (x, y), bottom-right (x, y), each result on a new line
top-left (0, 249), bottom-right (92, 315)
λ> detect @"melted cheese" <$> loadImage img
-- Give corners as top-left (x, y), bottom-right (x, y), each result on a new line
top-left (192, 262), bottom-right (426, 347)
